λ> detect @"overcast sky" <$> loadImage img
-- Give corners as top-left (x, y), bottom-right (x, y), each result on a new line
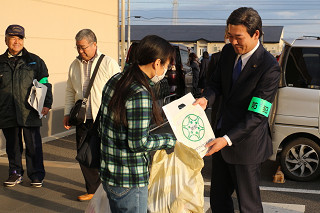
top-left (122, 0), bottom-right (320, 39)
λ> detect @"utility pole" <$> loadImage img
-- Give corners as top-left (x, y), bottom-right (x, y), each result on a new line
top-left (121, 0), bottom-right (125, 70)
top-left (172, 0), bottom-right (178, 25)
top-left (127, 0), bottom-right (131, 55)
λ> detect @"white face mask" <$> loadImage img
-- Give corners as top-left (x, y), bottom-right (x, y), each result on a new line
top-left (151, 66), bottom-right (167, 83)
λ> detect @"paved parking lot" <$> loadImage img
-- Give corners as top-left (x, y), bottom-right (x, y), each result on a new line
top-left (0, 133), bottom-right (89, 213)
top-left (0, 125), bottom-right (319, 212)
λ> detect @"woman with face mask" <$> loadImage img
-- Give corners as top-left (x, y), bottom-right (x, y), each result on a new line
top-left (99, 35), bottom-right (176, 213)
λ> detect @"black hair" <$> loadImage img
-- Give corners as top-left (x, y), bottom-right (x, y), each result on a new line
top-left (109, 35), bottom-right (175, 126)
top-left (227, 7), bottom-right (262, 38)
top-left (189, 52), bottom-right (198, 61)
top-left (203, 51), bottom-right (209, 59)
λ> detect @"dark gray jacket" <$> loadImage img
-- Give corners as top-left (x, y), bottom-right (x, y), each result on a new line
top-left (0, 48), bottom-right (52, 128)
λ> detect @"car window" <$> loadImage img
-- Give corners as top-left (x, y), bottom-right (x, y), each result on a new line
top-left (153, 78), bottom-right (170, 100)
top-left (180, 49), bottom-right (189, 68)
top-left (285, 47), bottom-right (320, 89)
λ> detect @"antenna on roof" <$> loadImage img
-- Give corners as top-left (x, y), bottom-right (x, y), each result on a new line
top-left (172, 0), bottom-right (178, 25)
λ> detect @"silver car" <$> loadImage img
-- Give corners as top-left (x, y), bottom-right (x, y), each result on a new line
top-left (270, 36), bottom-right (320, 181)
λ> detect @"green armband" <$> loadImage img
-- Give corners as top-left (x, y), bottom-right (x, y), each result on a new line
top-left (248, 97), bottom-right (272, 117)
top-left (39, 77), bottom-right (48, 84)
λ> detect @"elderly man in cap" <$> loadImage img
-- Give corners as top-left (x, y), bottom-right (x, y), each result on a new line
top-left (0, 24), bottom-right (52, 188)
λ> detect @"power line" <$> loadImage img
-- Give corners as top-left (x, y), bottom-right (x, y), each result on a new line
top-left (127, 16), bottom-right (320, 21)
top-left (122, 0), bottom-right (320, 37)
top-left (130, 1), bottom-right (320, 3)
top-left (127, 18), bottom-right (320, 26)
top-left (130, 1), bottom-right (320, 5)
top-left (129, 20), bottom-right (320, 25)
top-left (130, 9), bottom-right (320, 11)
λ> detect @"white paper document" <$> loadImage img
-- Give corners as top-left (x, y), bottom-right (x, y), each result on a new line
top-left (28, 79), bottom-right (47, 119)
top-left (163, 93), bottom-right (215, 158)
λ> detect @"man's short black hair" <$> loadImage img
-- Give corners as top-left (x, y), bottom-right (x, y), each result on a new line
top-left (227, 7), bottom-right (262, 38)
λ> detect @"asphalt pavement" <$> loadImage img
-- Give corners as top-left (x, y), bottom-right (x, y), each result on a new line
top-left (0, 132), bottom-right (90, 213)
top-left (0, 118), bottom-right (315, 213)
top-left (0, 123), bottom-right (216, 213)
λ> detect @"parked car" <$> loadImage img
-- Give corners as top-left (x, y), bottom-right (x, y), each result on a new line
top-left (270, 36), bottom-right (320, 181)
top-left (166, 44), bottom-right (192, 98)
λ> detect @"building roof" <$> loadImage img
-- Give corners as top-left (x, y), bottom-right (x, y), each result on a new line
top-left (124, 25), bottom-right (283, 43)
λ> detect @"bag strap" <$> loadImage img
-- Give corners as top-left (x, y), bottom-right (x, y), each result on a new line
top-left (83, 54), bottom-right (105, 103)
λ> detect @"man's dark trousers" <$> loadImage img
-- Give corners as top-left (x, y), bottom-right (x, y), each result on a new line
top-left (76, 119), bottom-right (101, 194)
top-left (2, 126), bottom-right (45, 181)
top-left (210, 130), bottom-right (263, 213)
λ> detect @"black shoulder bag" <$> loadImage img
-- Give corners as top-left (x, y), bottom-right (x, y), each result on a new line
top-left (68, 54), bottom-right (105, 126)
top-left (72, 54), bottom-right (104, 168)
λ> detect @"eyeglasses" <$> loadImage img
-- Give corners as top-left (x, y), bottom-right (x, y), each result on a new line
top-left (75, 43), bottom-right (92, 51)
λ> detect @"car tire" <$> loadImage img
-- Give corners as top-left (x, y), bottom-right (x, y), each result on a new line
top-left (280, 137), bottom-right (320, 181)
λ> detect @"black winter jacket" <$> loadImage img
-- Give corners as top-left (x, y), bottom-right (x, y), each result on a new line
top-left (0, 48), bottom-right (53, 128)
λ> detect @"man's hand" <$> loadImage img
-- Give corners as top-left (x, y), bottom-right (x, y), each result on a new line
top-left (41, 107), bottom-right (50, 116)
top-left (193, 97), bottom-right (208, 110)
top-left (63, 115), bottom-right (71, 130)
top-left (205, 137), bottom-right (228, 156)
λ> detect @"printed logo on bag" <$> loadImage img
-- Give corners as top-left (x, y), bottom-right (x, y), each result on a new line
top-left (182, 114), bottom-right (205, 142)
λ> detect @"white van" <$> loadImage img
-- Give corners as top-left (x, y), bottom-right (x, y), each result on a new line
top-left (270, 36), bottom-right (320, 181)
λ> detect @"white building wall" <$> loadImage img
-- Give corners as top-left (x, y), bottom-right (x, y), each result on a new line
top-left (0, 0), bottom-right (119, 151)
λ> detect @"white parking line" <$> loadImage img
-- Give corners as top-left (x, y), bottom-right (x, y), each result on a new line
top-left (262, 202), bottom-right (305, 213)
top-left (204, 182), bottom-right (306, 213)
top-left (204, 197), bottom-right (305, 213)
top-left (260, 186), bottom-right (320, 195)
top-left (204, 181), bottom-right (320, 195)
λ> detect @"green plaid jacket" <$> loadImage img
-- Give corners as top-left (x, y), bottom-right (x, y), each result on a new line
top-left (99, 72), bottom-right (176, 187)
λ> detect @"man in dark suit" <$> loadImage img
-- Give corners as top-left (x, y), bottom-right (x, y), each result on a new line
top-left (194, 7), bottom-right (281, 212)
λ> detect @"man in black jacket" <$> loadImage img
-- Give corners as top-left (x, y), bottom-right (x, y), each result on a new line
top-left (0, 25), bottom-right (52, 188)
top-left (195, 8), bottom-right (280, 212)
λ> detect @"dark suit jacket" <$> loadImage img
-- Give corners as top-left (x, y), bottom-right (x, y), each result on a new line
top-left (203, 43), bottom-right (281, 164)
